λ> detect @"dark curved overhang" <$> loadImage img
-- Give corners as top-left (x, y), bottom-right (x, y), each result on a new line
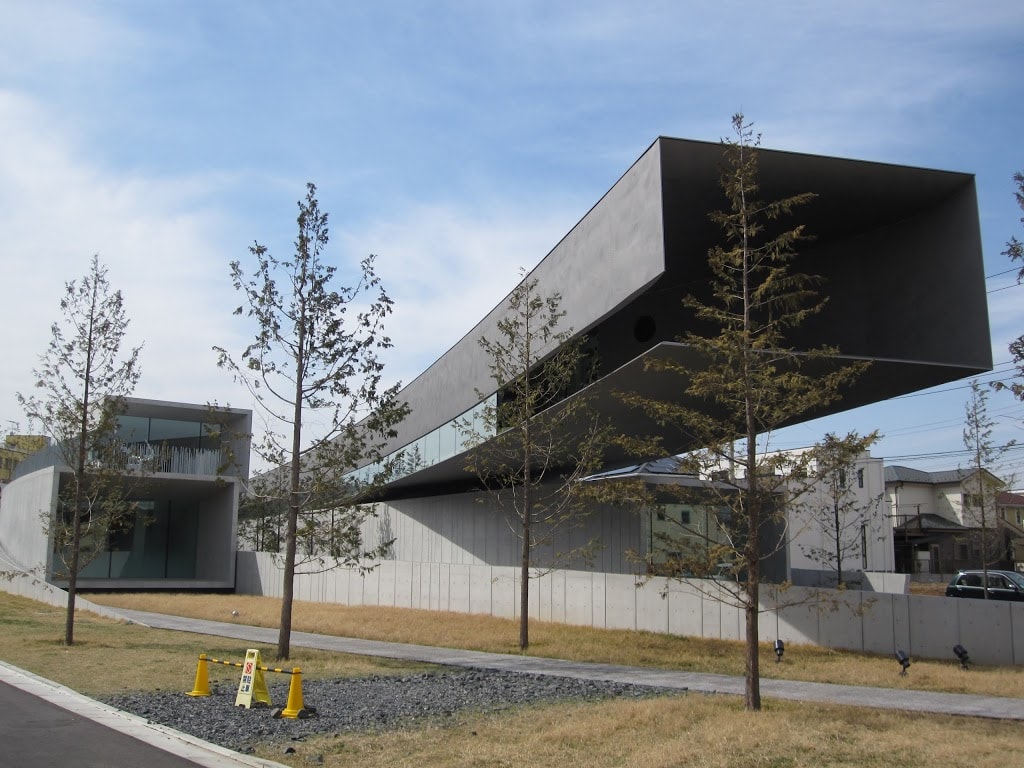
top-left (367, 137), bottom-right (990, 502)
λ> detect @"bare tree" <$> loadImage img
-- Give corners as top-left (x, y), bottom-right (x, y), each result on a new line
top-left (215, 183), bottom-right (408, 660)
top-left (792, 431), bottom-right (882, 588)
top-left (618, 114), bottom-right (865, 710)
top-left (996, 171), bottom-right (1024, 402)
top-left (18, 255), bottom-right (142, 645)
top-left (962, 380), bottom-right (1015, 593)
top-left (463, 274), bottom-right (609, 650)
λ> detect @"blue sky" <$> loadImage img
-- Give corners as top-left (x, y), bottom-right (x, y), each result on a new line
top-left (2, 1), bottom-right (1022, 482)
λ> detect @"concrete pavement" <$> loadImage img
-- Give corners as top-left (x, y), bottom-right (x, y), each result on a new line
top-left (0, 659), bottom-right (290, 768)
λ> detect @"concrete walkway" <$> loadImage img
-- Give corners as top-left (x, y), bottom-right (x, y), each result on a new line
top-left (0, 660), bottom-right (290, 768)
top-left (115, 607), bottom-right (1024, 722)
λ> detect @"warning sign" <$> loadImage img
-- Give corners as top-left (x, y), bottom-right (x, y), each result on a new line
top-left (235, 648), bottom-right (272, 708)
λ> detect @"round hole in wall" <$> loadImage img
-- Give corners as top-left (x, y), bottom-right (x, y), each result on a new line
top-left (633, 315), bottom-right (656, 343)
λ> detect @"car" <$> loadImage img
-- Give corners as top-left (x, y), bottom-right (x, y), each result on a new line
top-left (944, 569), bottom-right (1024, 601)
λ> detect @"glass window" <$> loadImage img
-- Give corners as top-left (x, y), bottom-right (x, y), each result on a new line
top-left (150, 419), bottom-right (202, 449)
top-left (117, 416), bottom-right (150, 443)
top-left (423, 431), bottom-right (437, 466)
top-left (1006, 571), bottom-right (1024, 589)
top-left (437, 420), bottom-right (457, 462)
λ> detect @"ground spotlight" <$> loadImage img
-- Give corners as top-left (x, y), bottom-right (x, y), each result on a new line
top-left (953, 644), bottom-right (970, 670)
top-left (895, 649), bottom-right (911, 676)
top-left (774, 639), bottom-right (785, 663)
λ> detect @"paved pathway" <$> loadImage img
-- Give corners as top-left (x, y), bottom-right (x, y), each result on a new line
top-left (115, 608), bottom-right (1024, 722)
top-left (0, 660), bottom-right (288, 768)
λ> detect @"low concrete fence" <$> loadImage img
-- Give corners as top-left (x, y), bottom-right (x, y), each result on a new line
top-left (236, 552), bottom-right (1024, 666)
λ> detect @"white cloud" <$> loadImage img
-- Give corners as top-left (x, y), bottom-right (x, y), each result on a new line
top-left (340, 201), bottom-right (581, 391)
top-left (0, 89), bottom-right (254, 430)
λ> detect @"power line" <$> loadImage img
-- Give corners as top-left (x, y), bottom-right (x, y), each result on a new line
top-left (985, 267), bottom-right (1020, 280)
top-left (988, 282), bottom-right (1021, 295)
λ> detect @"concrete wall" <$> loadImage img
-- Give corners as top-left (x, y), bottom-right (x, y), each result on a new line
top-left (360, 492), bottom-right (643, 574)
top-left (0, 466), bottom-right (57, 573)
top-left (380, 141), bottom-right (667, 453)
top-left (235, 552), bottom-right (1023, 666)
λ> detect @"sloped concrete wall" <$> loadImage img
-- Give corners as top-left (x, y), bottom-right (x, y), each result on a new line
top-left (237, 552), bottom-right (1023, 665)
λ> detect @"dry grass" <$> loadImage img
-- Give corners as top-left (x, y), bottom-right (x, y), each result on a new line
top-left (4, 591), bottom-right (1024, 768)
top-left (252, 695), bottom-right (1024, 768)
top-left (908, 581), bottom-right (950, 597)
top-left (87, 591), bottom-right (1024, 698)
top-left (0, 593), bottom-right (430, 696)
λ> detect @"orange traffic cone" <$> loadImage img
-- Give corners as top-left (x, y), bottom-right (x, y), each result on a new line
top-left (186, 654), bottom-right (211, 697)
top-left (280, 668), bottom-right (305, 718)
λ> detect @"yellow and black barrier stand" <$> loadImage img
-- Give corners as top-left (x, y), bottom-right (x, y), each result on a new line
top-left (235, 649), bottom-right (272, 708)
top-left (280, 668), bottom-right (305, 719)
top-left (186, 654), bottom-right (211, 697)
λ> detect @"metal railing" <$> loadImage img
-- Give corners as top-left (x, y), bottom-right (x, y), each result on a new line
top-left (10, 442), bottom-right (229, 481)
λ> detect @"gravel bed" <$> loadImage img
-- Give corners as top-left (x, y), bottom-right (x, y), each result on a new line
top-left (103, 668), bottom-right (677, 754)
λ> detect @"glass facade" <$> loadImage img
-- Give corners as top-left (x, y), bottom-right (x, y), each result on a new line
top-left (64, 414), bottom-right (223, 581)
top-left (116, 416), bottom-right (220, 451)
top-left (73, 499), bottom-right (199, 580)
top-left (350, 396), bottom-right (495, 487)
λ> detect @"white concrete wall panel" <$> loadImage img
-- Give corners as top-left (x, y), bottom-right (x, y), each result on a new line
top-left (548, 569), bottom-right (568, 624)
top-left (468, 565), bottom-right (492, 615)
top-left (666, 580), bottom-right (704, 638)
top-left (816, 590), bottom-right (865, 652)
top-left (772, 598), bottom-right (821, 648)
top-left (955, 598), bottom-right (1014, 666)
top-left (860, 593), bottom-right (899, 656)
top-left (604, 575), bottom-right (638, 631)
top-left (361, 566), bottom-right (381, 606)
top-left (891, 594), bottom-right (913, 659)
top-left (232, 554), bottom-right (1024, 665)
top-left (1012, 602), bottom-right (1024, 667)
top-left (491, 570), bottom-right (517, 619)
top-left (393, 560), bottom-right (413, 608)
top-left (592, 572), bottom-right (608, 629)
top-left (635, 579), bottom-right (669, 634)
top-left (907, 595), bottom-right (959, 662)
top-left (564, 571), bottom-right (595, 627)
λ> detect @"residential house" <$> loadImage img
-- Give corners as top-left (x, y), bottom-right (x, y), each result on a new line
top-left (885, 465), bottom-right (1014, 574)
top-left (997, 491), bottom-right (1024, 571)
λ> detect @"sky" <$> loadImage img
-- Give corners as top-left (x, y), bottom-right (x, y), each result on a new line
top-left (1, 0), bottom-right (1022, 484)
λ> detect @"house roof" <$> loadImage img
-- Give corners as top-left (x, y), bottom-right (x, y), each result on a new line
top-left (999, 491), bottom-right (1024, 507)
top-left (582, 456), bottom-right (748, 491)
top-left (587, 457), bottom-right (694, 479)
top-left (884, 465), bottom-right (935, 483)
top-left (893, 513), bottom-right (971, 532)
top-left (884, 465), bottom-right (1000, 486)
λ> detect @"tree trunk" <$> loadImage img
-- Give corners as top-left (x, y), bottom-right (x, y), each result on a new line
top-left (65, 502), bottom-right (82, 646)
top-left (744, 571), bottom-right (761, 711)
top-left (519, 459), bottom-right (532, 650)
top-left (277, 503), bottom-right (298, 659)
top-left (833, 498), bottom-right (844, 589)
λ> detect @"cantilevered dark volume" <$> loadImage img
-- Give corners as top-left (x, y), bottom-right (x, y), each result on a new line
top-left (369, 136), bottom-right (989, 500)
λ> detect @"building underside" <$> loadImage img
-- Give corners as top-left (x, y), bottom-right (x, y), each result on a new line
top-left (367, 136), bottom-right (990, 502)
